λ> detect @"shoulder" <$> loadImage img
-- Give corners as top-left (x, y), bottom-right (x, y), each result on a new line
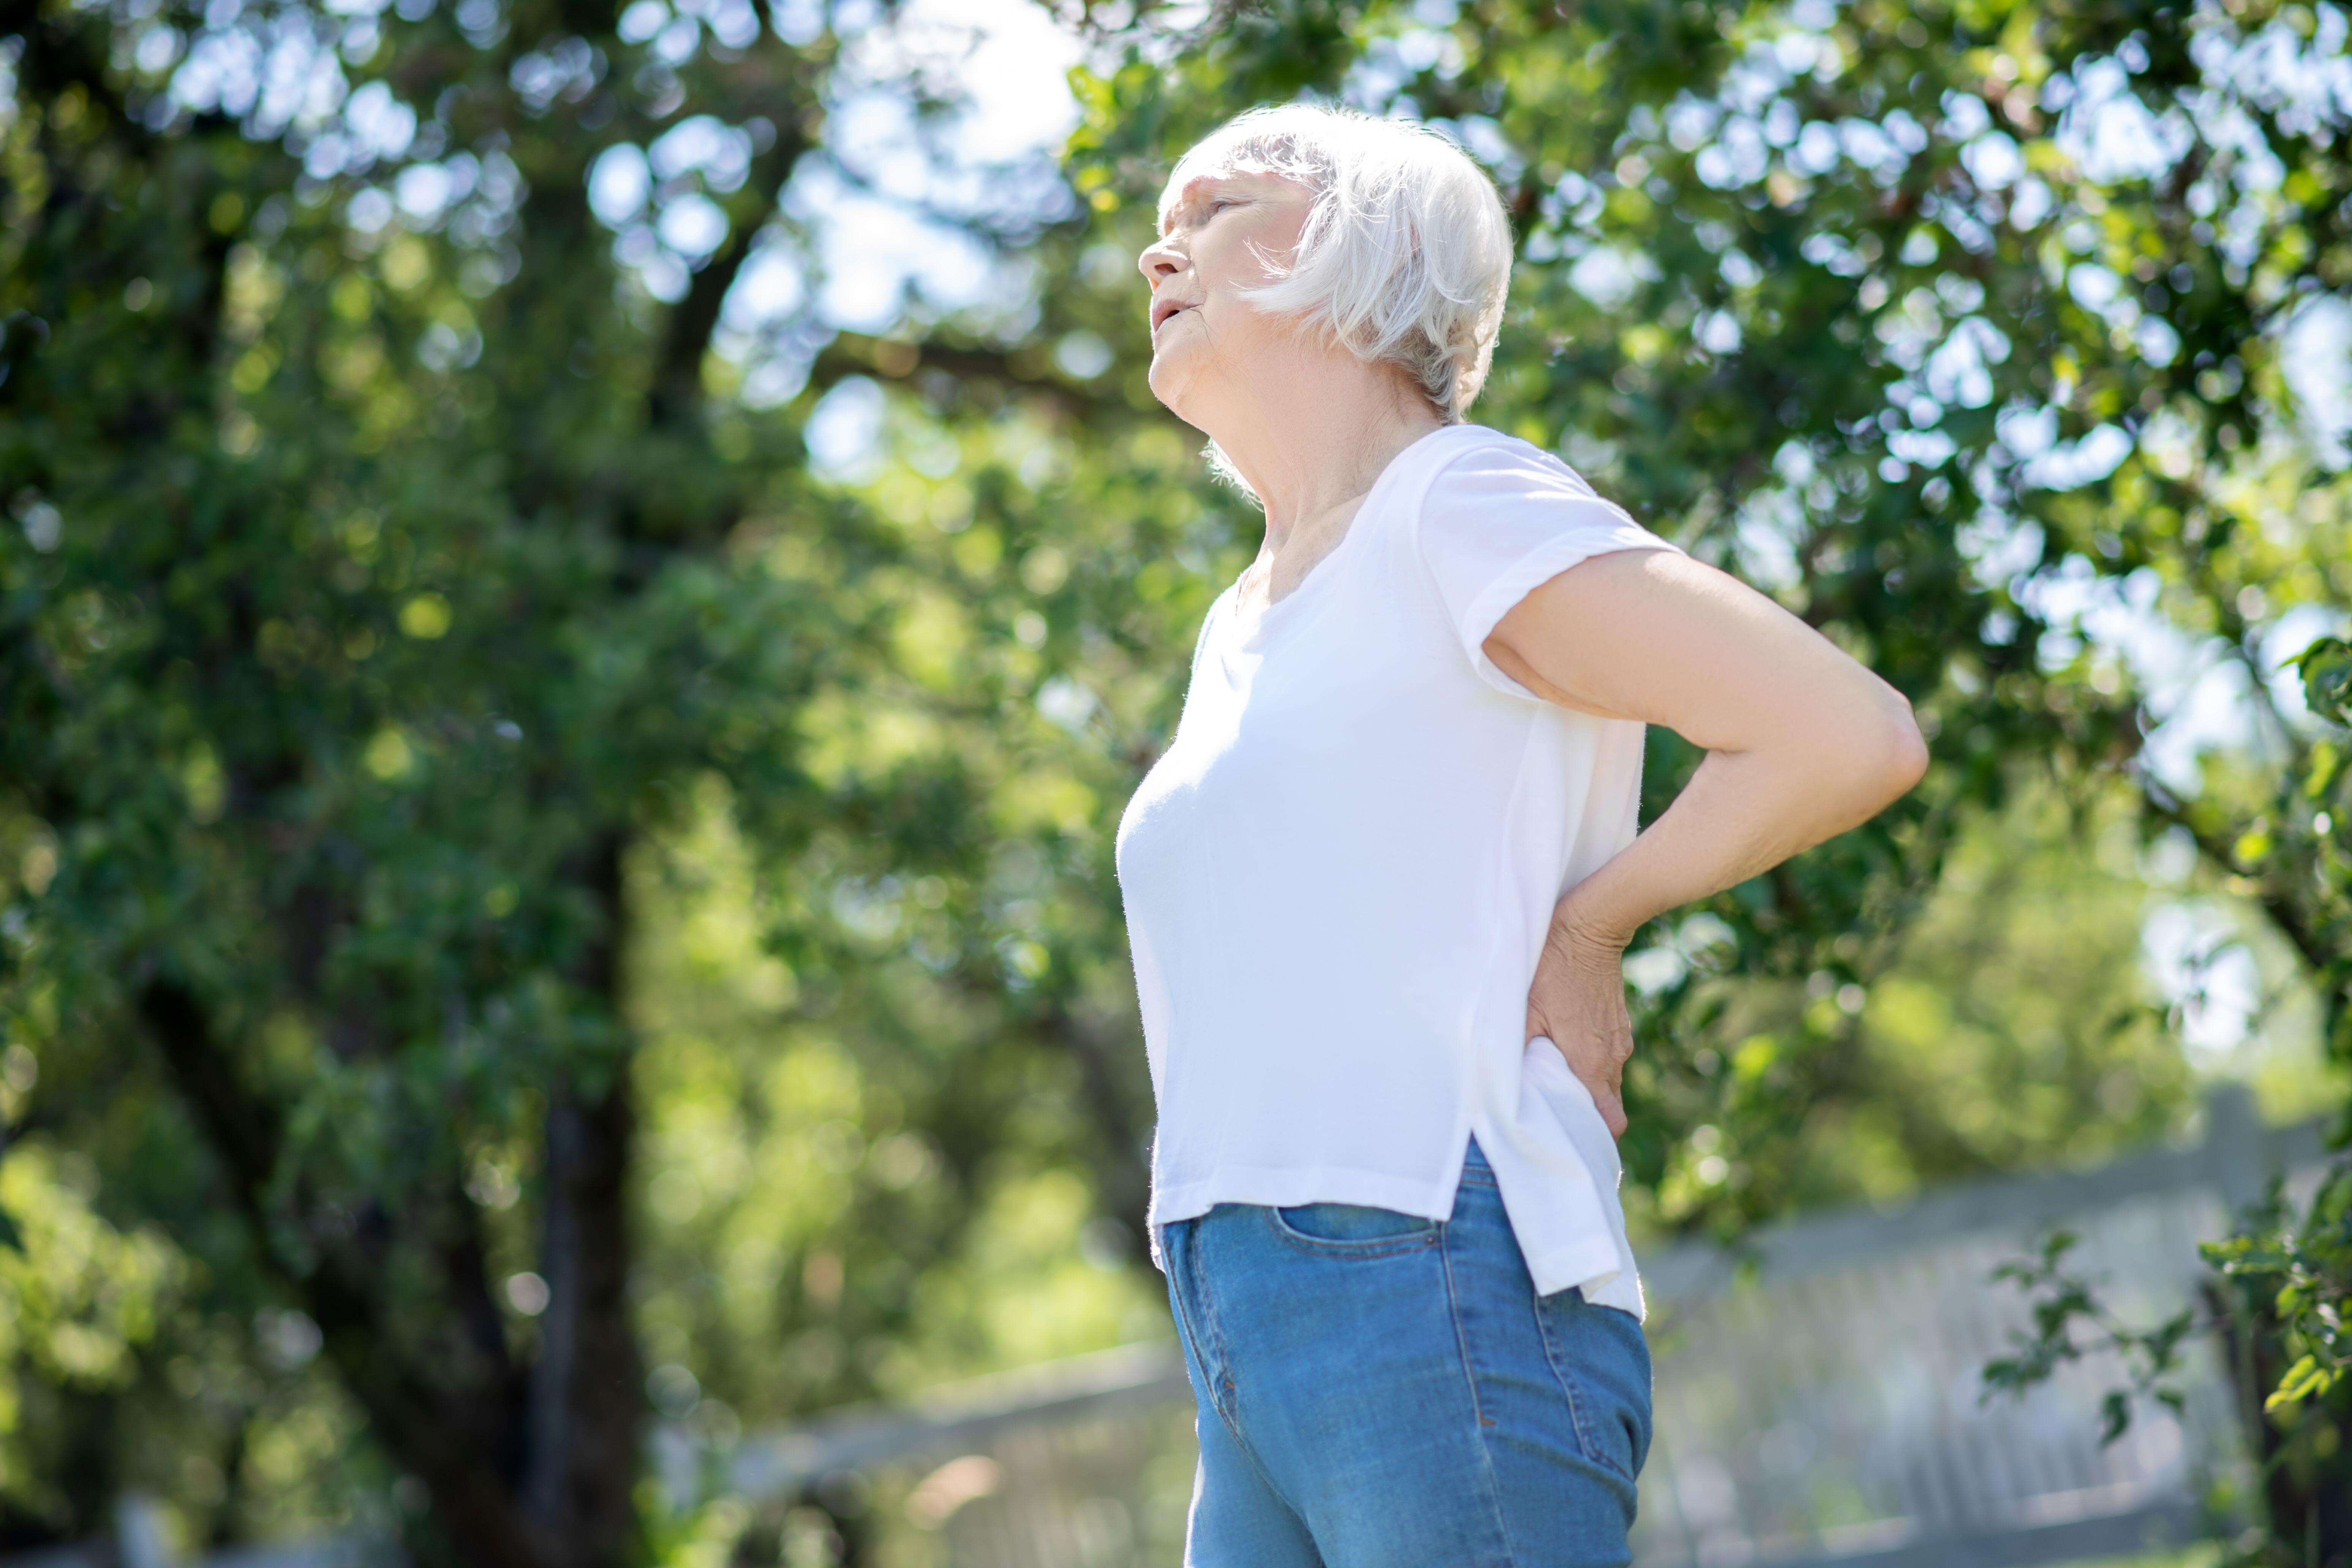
top-left (1407, 426), bottom-right (1645, 546)
top-left (1413, 425), bottom-right (1611, 512)
top-left (1405, 425), bottom-right (1683, 597)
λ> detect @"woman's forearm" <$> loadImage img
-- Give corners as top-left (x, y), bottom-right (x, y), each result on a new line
top-left (1552, 724), bottom-right (1925, 954)
top-left (1487, 549), bottom-right (1929, 956)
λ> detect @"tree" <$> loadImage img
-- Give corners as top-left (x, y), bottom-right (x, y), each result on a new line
top-left (4, 0), bottom-right (2348, 1555)
top-left (0, 0), bottom-right (1089, 1551)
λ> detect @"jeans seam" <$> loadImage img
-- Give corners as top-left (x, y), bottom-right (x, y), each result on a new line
top-left (1440, 1221), bottom-right (1523, 1568)
top-left (1190, 1237), bottom-right (1237, 1411)
top-left (1165, 1227), bottom-right (1231, 1422)
top-left (1174, 1223), bottom-right (1321, 1552)
top-left (1185, 1224), bottom-right (1268, 1489)
top-left (1532, 1292), bottom-right (1634, 1484)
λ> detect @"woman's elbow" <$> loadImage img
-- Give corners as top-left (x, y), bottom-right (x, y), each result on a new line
top-left (1861, 686), bottom-right (1930, 803)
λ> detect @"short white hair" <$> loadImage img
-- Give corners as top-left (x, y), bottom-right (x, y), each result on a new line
top-left (1158, 102), bottom-right (1514, 422)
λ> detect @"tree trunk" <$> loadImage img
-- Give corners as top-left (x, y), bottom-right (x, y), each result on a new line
top-left (524, 1085), bottom-right (644, 1567)
top-left (144, 825), bottom-right (645, 1568)
top-left (522, 828), bottom-right (645, 1567)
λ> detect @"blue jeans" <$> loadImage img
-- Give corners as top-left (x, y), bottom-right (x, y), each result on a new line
top-left (1156, 1138), bottom-right (1651, 1567)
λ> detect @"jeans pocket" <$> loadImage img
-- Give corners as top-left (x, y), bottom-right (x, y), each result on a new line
top-left (1539, 1289), bottom-right (1653, 1482)
top-left (1265, 1201), bottom-right (1440, 1254)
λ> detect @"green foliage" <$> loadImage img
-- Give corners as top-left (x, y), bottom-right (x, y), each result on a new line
top-left (2295, 637), bottom-right (2352, 727)
top-left (1, 0), bottom-right (1081, 1546)
top-left (1991, 1163), bottom-right (2352, 1558)
top-left (3, 0), bottom-right (2349, 1555)
top-left (1989, 634), bottom-right (2352, 1556)
top-left (1983, 1229), bottom-right (2196, 1442)
top-left (0, 1141), bottom-right (185, 1519)
top-left (1631, 778), bottom-right (2203, 1232)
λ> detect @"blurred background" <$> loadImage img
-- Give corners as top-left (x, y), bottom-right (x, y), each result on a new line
top-left (1, 0), bottom-right (2349, 1561)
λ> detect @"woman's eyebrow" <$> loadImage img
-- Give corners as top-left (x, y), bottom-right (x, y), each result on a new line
top-left (1159, 174), bottom-right (1226, 234)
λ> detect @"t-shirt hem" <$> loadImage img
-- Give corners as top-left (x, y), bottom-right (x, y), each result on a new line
top-left (1523, 1235), bottom-right (1645, 1319)
top-left (1151, 1166), bottom-right (1460, 1229)
top-left (1146, 1167), bottom-right (1646, 1320)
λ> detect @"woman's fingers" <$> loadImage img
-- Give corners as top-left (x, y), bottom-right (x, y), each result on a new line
top-left (1530, 1023), bottom-right (1631, 1137)
top-left (1568, 1024), bottom-right (1631, 1136)
top-left (1526, 950), bottom-right (1633, 1138)
top-left (1590, 1081), bottom-right (1628, 1138)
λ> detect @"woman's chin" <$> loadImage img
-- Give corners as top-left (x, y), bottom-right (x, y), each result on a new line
top-left (1144, 352), bottom-right (1204, 421)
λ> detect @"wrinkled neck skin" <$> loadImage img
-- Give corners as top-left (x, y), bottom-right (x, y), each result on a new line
top-left (1174, 317), bottom-right (1446, 552)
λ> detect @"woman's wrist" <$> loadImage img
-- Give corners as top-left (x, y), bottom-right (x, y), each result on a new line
top-left (1544, 900), bottom-right (1634, 963)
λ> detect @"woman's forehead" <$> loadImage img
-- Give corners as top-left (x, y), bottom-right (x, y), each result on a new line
top-left (1156, 166), bottom-right (1300, 232)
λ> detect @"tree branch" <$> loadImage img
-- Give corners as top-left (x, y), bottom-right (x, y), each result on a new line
top-left (648, 120), bottom-right (811, 432)
top-left (809, 330), bottom-right (1072, 399)
top-left (2138, 779), bottom-right (2333, 977)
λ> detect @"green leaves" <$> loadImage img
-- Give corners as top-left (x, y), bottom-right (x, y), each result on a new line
top-left (2265, 1352), bottom-right (2336, 1413)
top-left (2206, 1162), bottom-right (2352, 1420)
top-left (2292, 636), bottom-right (2352, 729)
top-left (1983, 1227), bottom-right (2199, 1446)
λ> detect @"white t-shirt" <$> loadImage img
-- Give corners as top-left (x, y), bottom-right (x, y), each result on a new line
top-left (1113, 422), bottom-right (1682, 1319)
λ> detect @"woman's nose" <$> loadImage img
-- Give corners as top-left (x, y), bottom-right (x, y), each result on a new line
top-left (1137, 237), bottom-right (1184, 287)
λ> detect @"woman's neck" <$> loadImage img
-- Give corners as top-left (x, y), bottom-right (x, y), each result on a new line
top-left (1201, 345), bottom-right (1448, 548)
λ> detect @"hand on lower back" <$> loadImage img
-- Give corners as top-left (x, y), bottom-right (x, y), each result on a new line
top-left (1525, 924), bottom-right (1634, 1137)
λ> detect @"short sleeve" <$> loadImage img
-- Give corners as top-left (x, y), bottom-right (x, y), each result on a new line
top-left (1415, 436), bottom-right (1683, 700)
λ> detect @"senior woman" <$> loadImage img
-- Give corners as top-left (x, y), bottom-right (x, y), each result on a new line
top-left (1113, 103), bottom-right (1927, 1566)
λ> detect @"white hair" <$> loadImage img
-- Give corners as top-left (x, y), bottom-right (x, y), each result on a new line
top-left (1158, 102), bottom-right (1514, 427)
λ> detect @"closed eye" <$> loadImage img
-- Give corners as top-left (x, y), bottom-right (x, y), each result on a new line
top-left (1158, 185), bottom-right (1241, 236)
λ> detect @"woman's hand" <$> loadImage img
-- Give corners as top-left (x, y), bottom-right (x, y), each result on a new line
top-left (1525, 914), bottom-right (1634, 1137)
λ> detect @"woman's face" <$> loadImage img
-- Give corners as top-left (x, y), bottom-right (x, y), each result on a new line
top-left (1136, 169), bottom-right (1314, 424)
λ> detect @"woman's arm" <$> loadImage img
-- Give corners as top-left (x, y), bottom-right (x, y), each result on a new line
top-left (1487, 548), bottom-right (1929, 1134)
